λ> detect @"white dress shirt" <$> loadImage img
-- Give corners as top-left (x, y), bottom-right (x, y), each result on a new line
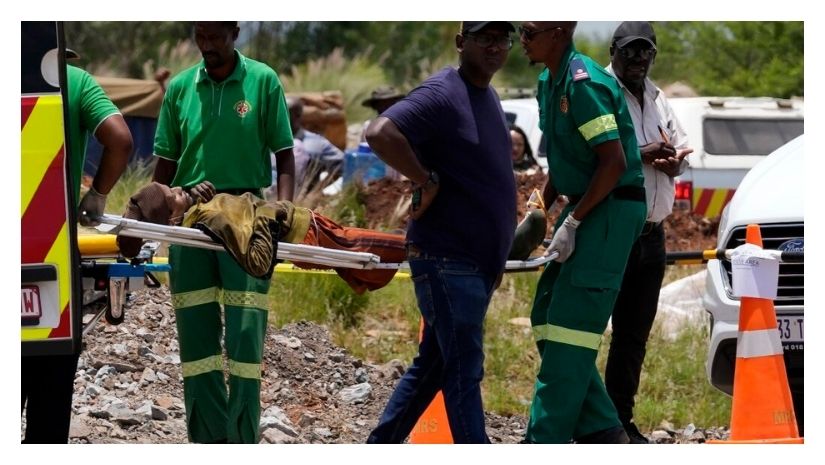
top-left (607, 64), bottom-right (689, 223)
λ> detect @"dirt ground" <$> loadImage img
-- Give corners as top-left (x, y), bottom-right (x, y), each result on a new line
top-left (362, 173), bottom-right (720, 253)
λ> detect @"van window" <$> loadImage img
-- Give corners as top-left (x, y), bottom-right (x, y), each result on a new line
top-left (703, 118), bottom-right (804, 155)
top-left (505, 112), bottom-right (517, 125)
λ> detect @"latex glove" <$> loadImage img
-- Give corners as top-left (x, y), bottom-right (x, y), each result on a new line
top-left (546, 213), bottom-right (581, 262)
top-left (189, 180), bottom-right (216, 203)
top-left (78, 186), bottom-right (107, 227)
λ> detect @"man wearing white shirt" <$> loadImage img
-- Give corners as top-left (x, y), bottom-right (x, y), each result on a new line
top-left (603, 21), bottom-right (693, 444)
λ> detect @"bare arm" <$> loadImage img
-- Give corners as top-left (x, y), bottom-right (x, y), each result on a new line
top-left (571, 139), bottom-right (627, 221)
top-left (91, 114), bottom-right (132, 194)
top-left (366, 117), bottom-right (438, 219)
top-left (274, 148), bottom-right (295, 201)
top-left (152, 157), bottom-right (177, 186)
top-left (365, 117), bottom-right (429, 184)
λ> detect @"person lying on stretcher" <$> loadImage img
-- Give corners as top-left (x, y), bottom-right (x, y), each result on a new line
top-left (117, 181), bottom-right (548, 292)
top-left (117, 181), bottom-right (406, 293)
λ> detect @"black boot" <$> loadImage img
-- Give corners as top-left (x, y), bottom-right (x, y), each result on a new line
top-left (623, 422), bottom-right (649, 444)
top-left (574, 426), bottom-right (630, 444)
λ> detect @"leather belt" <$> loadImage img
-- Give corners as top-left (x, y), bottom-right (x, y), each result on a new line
top-left (564, 185), bottom-right (645, 205)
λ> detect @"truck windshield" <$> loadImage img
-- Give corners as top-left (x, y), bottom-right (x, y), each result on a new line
top-left (703, 118), bottom-right (804, 156)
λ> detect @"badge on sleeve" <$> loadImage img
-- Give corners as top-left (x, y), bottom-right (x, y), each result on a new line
top-left (569, 58), bottom-right (590, 82)
top-left (560, 96), bottom-right (569, 114)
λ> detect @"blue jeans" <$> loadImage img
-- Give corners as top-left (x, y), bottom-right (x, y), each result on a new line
top-left (367, 253), bottom-right (496, 443)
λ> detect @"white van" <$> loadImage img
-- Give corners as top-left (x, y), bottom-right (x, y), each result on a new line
top-left (669, 97), bottom-right (803, 217)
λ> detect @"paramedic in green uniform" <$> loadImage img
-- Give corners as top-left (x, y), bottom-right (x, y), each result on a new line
top-left (152, 21), bottom-right (295, 444)
top-left (519, 21), bottom-right (647, 444)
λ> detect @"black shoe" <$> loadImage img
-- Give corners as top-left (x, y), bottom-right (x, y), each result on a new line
top-left (574, 426), bottom-right (629, 444)
top-left (623, 422), bottom-right (649, 444)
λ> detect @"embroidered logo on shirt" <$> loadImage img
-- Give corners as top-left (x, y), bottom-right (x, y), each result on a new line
top-left (569, 58), bottom-right (590, 82)
top-left (560, 96), bottom-right (569, 114)
top-left (234, 100), bottom-right (252, 118)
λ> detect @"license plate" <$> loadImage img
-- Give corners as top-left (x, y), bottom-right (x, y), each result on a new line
top-left (776, 315), bottom-right (803, 343)
top-left (21, 285), bottom-right (42, 325)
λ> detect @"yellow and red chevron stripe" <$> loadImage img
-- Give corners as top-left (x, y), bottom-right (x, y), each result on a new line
top-left (693, 187), bottom-right (736, 218)
top-left (21, 95), bottom-right (73, 342)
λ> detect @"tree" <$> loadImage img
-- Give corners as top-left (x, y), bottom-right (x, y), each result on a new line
top-left (652, 21), bottom-right (803, 98)
top-left (64, 21), bottom-right (192, 78)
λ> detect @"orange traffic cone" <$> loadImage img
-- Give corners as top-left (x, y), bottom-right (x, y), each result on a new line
top-left (710, 224), bottom-right (803, 444)
top-left (409, 318), bottom-right (453, 443)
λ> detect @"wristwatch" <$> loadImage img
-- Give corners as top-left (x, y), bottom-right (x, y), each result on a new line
top-left (420, 169), bottom-right (439, 189)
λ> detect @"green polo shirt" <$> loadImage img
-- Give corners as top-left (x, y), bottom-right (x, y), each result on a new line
top-left (154, 50), bottom-right (293, 189)
top-left (66, 65), bottom-right (121, 200)
top-left (537, 45), bottom-right (643, 196)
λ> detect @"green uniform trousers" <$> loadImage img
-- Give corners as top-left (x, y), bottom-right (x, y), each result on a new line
top-left (526, 197), bottom-right (645, 443)
top-left (169, 244), bottom-right (270, 444)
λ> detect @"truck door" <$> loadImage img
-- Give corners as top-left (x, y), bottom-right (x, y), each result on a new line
top-left (21, 21), bottom-right (82, 356)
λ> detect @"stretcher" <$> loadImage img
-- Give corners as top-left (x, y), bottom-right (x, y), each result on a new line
top-left (96, 214), bottom-right (559, 272)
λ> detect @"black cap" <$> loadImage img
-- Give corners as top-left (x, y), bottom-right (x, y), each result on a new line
top-left (612, 21), bottom-right (657, 49)
top-left (66, 48), bottom-right (81, 60)
top-left (461, 21), bottom-right (516, 34)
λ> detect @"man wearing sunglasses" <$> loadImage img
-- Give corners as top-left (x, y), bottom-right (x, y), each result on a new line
top-left (519, 21), bottom-right (647, 444)
top-left (365, 21), bottom-right (516, 443)
top-left (603, 21), bottom-right (693, 444)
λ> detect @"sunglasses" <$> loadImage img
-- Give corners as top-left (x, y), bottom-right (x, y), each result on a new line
top-left (466, 33), bottom-right (514, 50)
top-left (617, 46), bottom-right (657, 60)
top-left (518, 25), bottom-right (561, 41)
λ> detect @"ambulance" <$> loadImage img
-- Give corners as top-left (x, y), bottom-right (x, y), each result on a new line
top-left (21, 21), bottom-right (157, 357)
top-left (669, 96), bottom-right (804, 217)
top-left (21, 21), bottom-right (83, 356)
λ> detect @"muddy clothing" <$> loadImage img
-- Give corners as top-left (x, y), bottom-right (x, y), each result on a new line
top-left (526, 44), bottom-right (646, 443)
top-left (184, 193), bottom-right (406, 292)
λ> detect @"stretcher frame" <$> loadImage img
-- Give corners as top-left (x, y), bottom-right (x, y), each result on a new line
top-left (98, 214), bottom-right (557, 272)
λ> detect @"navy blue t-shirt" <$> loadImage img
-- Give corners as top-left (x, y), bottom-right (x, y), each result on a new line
top-left (383, 67), bottom-right (516, 276)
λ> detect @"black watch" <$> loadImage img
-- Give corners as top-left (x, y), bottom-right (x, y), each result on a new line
top-left (421, 169), bottom-right (439, 189)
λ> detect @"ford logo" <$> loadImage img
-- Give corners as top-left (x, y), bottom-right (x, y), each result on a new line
top-left (778, 238), bottom-right (804, 253)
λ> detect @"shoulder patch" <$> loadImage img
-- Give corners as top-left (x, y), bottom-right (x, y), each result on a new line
top-left (569, 58), bottom-right (590, 82)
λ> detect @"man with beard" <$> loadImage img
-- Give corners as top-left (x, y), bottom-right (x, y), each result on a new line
top-left (603, 21), bottom-right (692, 443)
top-left (152, 21), bottom-right (295, 444)
top-left (518, 21), bottom-right (646, 443)
top-left (365, 21), bottom-right (517, 443)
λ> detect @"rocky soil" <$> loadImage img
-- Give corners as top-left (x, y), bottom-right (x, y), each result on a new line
top-left (21, 286), bottom-right (729, 444)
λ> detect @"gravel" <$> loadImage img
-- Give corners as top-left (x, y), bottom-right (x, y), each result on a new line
top-left (22, 286), bottom-right (729, 444)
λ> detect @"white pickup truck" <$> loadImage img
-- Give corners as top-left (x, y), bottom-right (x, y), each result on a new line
top-left (703, 134), bottom-right (804, 433)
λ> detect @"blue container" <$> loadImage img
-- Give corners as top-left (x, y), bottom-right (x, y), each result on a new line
top-left (344, 143), bottom-right (386, 185)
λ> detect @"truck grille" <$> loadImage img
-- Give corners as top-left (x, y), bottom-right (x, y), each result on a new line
top-left (722, 222), bottom-right (804, 306)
